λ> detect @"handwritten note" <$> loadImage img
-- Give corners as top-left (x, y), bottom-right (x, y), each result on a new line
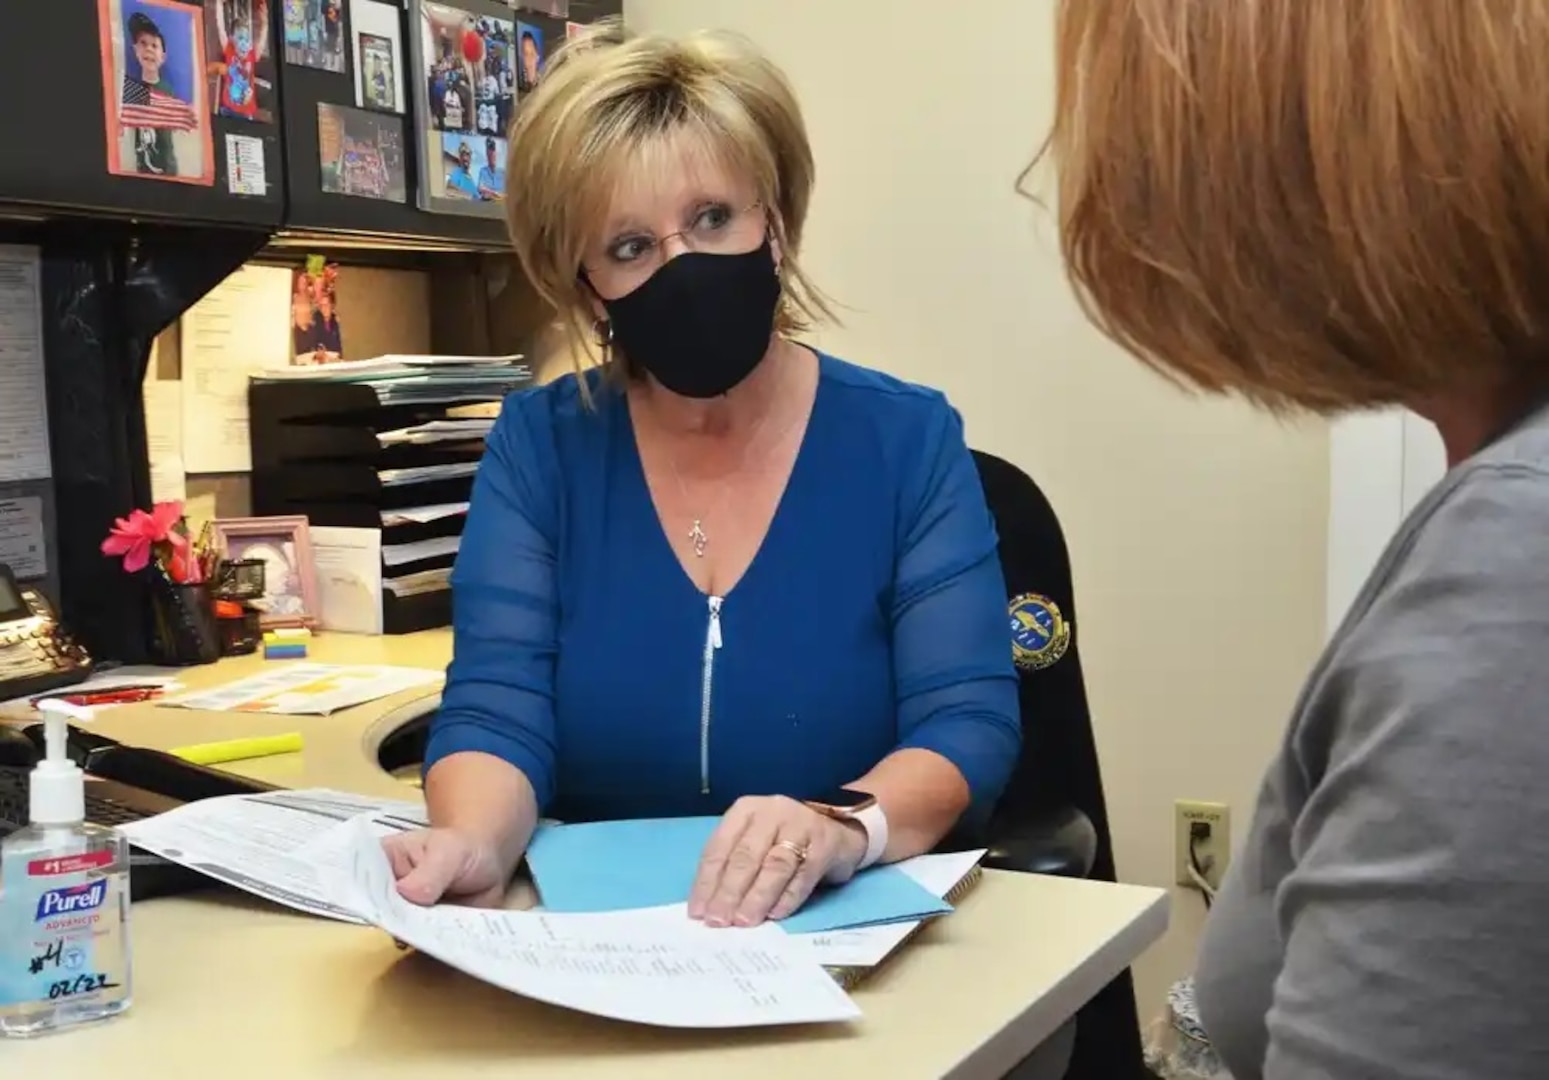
top-left (0, 246), bottom-right (50, 484)
top-left (330, 819), bottom-right (862, 1029)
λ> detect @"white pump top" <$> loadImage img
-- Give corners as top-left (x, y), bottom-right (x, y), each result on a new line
top-left (30, 699), bottom-right (91, 826)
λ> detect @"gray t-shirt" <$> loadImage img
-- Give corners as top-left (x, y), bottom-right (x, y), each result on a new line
top-left (1195, 404), bottom-right (1549, 1079)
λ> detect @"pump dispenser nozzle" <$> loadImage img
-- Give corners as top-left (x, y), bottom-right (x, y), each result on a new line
top-left (30, 699), bottom-right (90, 826)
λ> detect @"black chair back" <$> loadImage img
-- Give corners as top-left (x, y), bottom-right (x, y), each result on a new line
top-left (971, 449), bottom-right (1148, 1080)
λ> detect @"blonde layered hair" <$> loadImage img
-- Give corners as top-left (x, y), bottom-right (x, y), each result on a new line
top-left (504, 20), bottom-right (834, 381)
top-left (1033, 1), bottom-right (1549, 413)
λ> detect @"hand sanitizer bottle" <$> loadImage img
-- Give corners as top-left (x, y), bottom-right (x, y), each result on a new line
top-left (0, 701), bottom-right (132, 1037)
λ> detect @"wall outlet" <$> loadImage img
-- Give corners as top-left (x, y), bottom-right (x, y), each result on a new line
top-left (1175, 800), bottom-right (1231, 891)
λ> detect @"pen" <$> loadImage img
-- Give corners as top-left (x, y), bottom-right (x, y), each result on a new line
top-left (169, 732), bottom-right (305, 766)
top-left (55, 689), bottom-right (165, 707)
top-left (31, 685), bottom-right (167, 706)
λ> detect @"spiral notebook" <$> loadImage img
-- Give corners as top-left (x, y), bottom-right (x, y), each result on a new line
top-left (806, 849), bottom-right (987, 990)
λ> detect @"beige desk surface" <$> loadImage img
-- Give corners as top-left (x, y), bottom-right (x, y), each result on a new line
top-left (2, 632), bottom-right (1169, 1079)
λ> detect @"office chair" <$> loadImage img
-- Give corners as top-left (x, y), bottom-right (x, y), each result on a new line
top-left (964, 449), bottom-right (1150, 1080)
top-left (373, 452), bottom-right (1150, 1079)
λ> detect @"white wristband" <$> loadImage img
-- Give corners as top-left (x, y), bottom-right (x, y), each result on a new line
top-left (852, 802), bottom-right (889, 870)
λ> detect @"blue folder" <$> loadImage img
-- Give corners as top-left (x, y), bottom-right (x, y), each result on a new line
top-left (524, 816), bottom-right (952, 934)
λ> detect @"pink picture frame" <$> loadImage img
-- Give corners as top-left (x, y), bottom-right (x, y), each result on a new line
top-left (210, 516), bottom-right (319, 628)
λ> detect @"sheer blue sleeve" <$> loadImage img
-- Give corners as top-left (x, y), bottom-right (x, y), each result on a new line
top-left (891, 397), bottom-right (1022, 814)
top-left (424, 393), bottom-right (560, 810)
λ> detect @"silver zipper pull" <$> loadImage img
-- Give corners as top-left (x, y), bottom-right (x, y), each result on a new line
top-left (707, 595), bottom-right (723, 649)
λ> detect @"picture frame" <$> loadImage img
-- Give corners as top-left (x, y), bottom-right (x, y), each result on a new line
top-left (350, 0), bottom-right (406, 113)
top-left (210, 516), bottom-right (319, 628)
top-left (98, 0), bottom-right (217, 186)
top-left (407, 0), bottom-right (515, 219)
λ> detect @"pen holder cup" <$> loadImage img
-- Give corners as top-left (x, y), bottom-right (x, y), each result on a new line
top-left (148, 580), bottom-right (223, 667)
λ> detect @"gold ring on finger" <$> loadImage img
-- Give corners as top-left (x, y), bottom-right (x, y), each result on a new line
top-left (773, 838), bottom-right (809, 863)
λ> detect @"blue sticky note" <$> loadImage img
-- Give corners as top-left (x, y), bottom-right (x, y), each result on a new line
top-left (524, 817), bottom-right (952, 934)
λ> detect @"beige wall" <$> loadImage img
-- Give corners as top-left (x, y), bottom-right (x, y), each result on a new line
top-left (622, 0), bottom-right (1330, 1016)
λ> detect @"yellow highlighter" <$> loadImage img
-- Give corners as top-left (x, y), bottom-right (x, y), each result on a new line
top-left (170, 732), bottom-right (304, 766)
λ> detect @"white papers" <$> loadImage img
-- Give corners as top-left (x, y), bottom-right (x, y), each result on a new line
top-left (254, 353), bottom-right (523, 381)
top-left (0, 670), bottom-right (184, 712)
top-left (0, 496), bottom-right (46, 578)
top-left (384, 567), bottom-right (450, 597)
top-left (310, 526), bottom-right (383, 635)
top-left (381, 502), bottom-right (468, 526)
top-left (378, 462), bottom-right (479, 487)
top-left (165, 663), bottom-right (441, 715)
top-left (383, 534), bottom-right (460, 567)
top-left (791, 850), bottom-right (986, 968)
top-left (180, 264), bottom-right (294, 473)
top-left (329, 819), bottom-right (862, 1028)
top-left (0, 246), bottom-right (50, 484)
top-left (142, 377), bottom-right (187, 503)
top-left (378, 420), bottom-right (493, 446)
top-left (120, 789), bottom-right (426, 923)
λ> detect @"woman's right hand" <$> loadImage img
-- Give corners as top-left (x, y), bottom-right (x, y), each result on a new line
top-left (382, 827), bottom-right (510, 907)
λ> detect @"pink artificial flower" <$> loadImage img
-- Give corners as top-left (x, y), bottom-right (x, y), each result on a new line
top-left (101, 502), bottom-right (187, 575)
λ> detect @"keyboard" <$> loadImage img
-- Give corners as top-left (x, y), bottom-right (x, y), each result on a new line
top-left (0, 765), bottom-right (213, 902)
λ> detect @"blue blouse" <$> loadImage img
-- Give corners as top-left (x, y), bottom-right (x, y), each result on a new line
top-left (425, 352), bottom-right (1022, 824)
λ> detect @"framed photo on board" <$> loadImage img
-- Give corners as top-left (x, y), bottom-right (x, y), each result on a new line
top-left (98, 0), bottom-right (216, 185)
top-left (407, 0), bottom-right (514, 218)
top-left (350, 0), bottom-right (406, 113)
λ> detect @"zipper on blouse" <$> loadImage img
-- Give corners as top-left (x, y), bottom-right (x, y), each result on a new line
top-left (699, 595), bottom-right (723, 795)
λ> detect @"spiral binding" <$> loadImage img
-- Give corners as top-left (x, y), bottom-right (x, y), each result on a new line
top-left (824, 863), bottom-right (984, 990)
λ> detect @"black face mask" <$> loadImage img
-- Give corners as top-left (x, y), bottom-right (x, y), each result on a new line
top-left (600, 240), bottom-right (781, 399)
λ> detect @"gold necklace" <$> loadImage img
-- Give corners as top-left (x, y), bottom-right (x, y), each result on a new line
top-left (663, 390), bottom-right (814, 559)
top-left (666, 407), bottom-right (774, 559)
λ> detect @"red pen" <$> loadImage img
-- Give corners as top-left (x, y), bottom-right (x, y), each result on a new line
top-left (54, 688), bottom-right (165, 707)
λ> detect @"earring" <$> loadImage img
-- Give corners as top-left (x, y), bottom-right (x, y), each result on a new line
top-left (592, 317), bottom-right (614, 349)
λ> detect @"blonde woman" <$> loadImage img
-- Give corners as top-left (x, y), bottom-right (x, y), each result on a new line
top-left (1041, 3), bottom-right (1549, 1078)
top-left (384, 24), bottom-right (1021, 931)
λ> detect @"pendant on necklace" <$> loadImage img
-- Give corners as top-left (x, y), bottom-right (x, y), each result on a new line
top-left (688, 519), bottom-right (708, 558)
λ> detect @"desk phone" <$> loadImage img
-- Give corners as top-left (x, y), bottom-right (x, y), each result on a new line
top-left (0, 561), bottom-right (91, 701)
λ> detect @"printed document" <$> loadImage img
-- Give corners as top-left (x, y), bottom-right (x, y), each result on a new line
top-left (119, 789), bottom-right (426, 923)
top-left (0, 246), bottom-right (50, 484)
top-left (327, 818), bottom-right (863, 1028)
top-left (164, 663), bottom-right (441, 715)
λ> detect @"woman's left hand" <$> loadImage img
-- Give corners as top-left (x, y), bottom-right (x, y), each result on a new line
top-left (688, 795), bottom-right (867, 928)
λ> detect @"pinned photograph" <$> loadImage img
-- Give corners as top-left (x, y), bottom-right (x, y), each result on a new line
top-left (318, 102), bottom-right (407, 204)
top-left (350, 0), bottom-right (405, 113)
top-left (204, 0), bottom-right (275, 122)
top-left (290, 260), bottom-right (344, 364)
top-left (282, 0), bottom-right (346, 73)
top-left (409, 0), bottom-right (514, 218)
top-left (99, 0), bottom-right (215, 185)
top-left (515, 21), bottom-right (543, 92)
top-left (359, 33), bottom-right (396, 110)
top-left (438, 132), bottom-right (505, 201)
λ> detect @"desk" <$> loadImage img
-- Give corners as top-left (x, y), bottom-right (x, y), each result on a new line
top-left (2, 632), bottom-right (1168, 1079)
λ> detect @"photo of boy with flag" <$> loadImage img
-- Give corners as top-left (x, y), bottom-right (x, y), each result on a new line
top-left (99, 0), bottom-right (215, 185)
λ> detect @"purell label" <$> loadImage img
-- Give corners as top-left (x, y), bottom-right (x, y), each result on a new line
top-left (34, 880), bottom-right (107, 922)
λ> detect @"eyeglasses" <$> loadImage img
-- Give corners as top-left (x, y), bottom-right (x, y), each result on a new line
top-left (582, 200), bottom-right (767, 299)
